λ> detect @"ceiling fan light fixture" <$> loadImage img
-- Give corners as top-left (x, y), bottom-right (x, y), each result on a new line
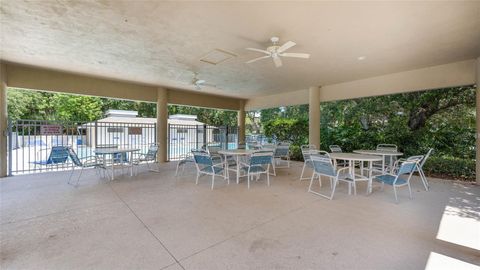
top-left (245, 37), bottom-right (310, 68)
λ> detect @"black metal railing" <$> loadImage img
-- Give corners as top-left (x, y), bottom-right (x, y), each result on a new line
top-left (7, 119), bottom-right (238, 175)
top-left (167, 124), bottom-right (238, 160)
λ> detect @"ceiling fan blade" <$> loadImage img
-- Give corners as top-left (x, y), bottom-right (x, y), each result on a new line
top-left (277, 41), bottom-right (296, 53)
top-left (273, 56), bottom-right (282, 67)
top-left (246, 55), bottom-right (270, 64)
top-left (246, 48), bottom-right (271, 55)
top-left (280, 52), bottom-right (310, 59)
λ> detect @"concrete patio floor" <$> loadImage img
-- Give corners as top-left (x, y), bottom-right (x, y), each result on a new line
top-left (1, 161), bottom-right (479, 270)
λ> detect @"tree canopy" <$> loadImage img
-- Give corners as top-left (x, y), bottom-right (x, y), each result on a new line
top-left (7, 88), bottom-right (237, 126)
top-left (256, 86), bottom-right (476, 180)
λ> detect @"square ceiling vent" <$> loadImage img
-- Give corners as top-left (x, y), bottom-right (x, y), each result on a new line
top-left (199, 49), bottom-right (237, 65)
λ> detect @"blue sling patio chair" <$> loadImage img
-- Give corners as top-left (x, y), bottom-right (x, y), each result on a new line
top-left (133, 144), bottom-right (159, 175)
top-left (328, 145), bottom-right (348, 167)
top-left (240, 152), bottom-right (273, 189)
top-left (272, 142), bottom-right (291, 172)
top-left (299, 145), bottom-right (330, 181)
top-left (373, 144), bottom-right (399, 173)
top-left (32, 146), bottom-right (70, 167)
top-left (413, 148), bottom-right (433, 191)
top-left (66, 147), bottom-right (105, 187)
top-left (193, 151), bottom-right (227, 190)
top-left (373, 156), bottom-right (423, 203)
top-left (308, 155), bottom-right (351, 200)
top-left (175, 149), bottom-right (206, 176)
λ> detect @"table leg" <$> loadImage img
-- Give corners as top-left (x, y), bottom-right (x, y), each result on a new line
top-left (129, 152), bottom-right (134, 177)
top-left (351, 160), bottom-right (356, 195)
top-left (111, 154), bottom-right (115, 180)
top-left (348, 160), bottom-right (354, 195)
top-left (236, 155), bottom-right (240, 184)
top-left (223, 154), bottom-right (229, 181)
top-left (389, 155), bottom-right (393, 173)
top-left (368, 161), bottom-right (373, 194)
top-left (382, 157), bottom-right (385, 174)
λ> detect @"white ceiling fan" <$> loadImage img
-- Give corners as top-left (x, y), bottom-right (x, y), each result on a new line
top-left (245, 37), bottom-right (310, 67)
top-left (191, 72), bottom-right (215, 90)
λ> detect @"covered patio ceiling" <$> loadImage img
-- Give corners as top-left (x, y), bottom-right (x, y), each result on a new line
top-left (1, 1), bottom-right (479, 99)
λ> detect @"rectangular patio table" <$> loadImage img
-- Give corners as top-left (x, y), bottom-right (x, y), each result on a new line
top-left (329, 153), bottom-right (383, 194)
top-left (218, 149), bottom-right (255, 184)
top-left (94, 147), bottom-right (140, 180)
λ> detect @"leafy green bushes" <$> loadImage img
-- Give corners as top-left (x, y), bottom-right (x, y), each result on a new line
top-left (423, 156), bottom-right (475, 181)
top-left (263, 118), bottom-right (308, 145)
top-left (256, 85), bottom-right (477, 181)
top-left (263, 118), bottom-right (308, 161)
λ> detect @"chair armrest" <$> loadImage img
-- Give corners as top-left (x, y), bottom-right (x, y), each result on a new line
top-left (375, 173), bottom-right (397, 178)
top-left (336, 167), bottom-right (350, 175)
top-left (212, 162), bottom-right (226, 167)
top-left (80, 156), bottom-right (99, 161)
top-left (238, 162), bottom-right (250, 167)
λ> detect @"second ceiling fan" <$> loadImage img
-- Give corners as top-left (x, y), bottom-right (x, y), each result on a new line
top-left (246, 37), bottom-right (310, 68)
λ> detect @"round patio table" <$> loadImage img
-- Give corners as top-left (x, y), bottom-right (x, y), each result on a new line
top-left (218, 149), bottom-right (256, 184)
top-left (329, 153), bottom-right (383, 194)
top-left (353, 149), bottom-right (403, 174)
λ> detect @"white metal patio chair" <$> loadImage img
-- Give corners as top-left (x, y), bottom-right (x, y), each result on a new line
top-left (272, 143), bottom-right (290, 175)
top-left (373, 144), bottom-right (399, 172)
top-left (67, 147), bottom-right (105, 187)
top-left (308, 155), bottom-right (351, 200)
top-left (133, 144), bottom-right (159, 175)
top-left (240, 152), bottom-right (273, 189)
top-left (402, 149), bottom-right (433, 191)
top-left (175, 150), bottom-right (202, 176)
top-left (253, 149), bottom-right (275, 175)
top-left (411, 148), bottom-right (433, 191)
top-left (373, 156), bottom-right (422, 203)
top-left (192, 151), bottom-right (227, 190)
top-left (329, 145), bottom-right (342, 153)
top-left (299, 145), bottom-right (328, 181)
top-left (329, 144), bottom-right (348, 167)
top-left (207, 145), bottom-right (230, 164)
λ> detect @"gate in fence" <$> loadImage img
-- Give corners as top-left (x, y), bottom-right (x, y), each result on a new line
top-left (168, 124), bottom-right (238, 160)
top-left (7, 119), bottom-right (238, 175)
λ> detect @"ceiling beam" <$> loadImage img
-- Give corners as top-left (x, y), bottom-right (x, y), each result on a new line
top-left (245, 59), bottom-right (477, 110)
top-left (4, 63), bottom-right (244, 111)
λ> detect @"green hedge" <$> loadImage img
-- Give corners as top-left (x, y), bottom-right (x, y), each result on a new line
top-left (259, 117), bottom-right (476, 182)
top-left (423, 156), bottom-right (475, 181)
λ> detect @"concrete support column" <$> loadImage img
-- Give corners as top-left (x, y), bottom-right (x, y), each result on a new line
top-left (0, 64), bottom-right (7, 177)
top-left (156, 87), bottom-right (168, 163)
top-left (309, 86), bottom-right (321, 149)
top-left (238, 100), bottom-right (246, 145)
top-left (476, 57), bottom-right (480, 184)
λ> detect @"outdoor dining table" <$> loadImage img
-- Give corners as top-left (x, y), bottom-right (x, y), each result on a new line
top-left (329, 152), bottom-right (383, 194)
top-left (94, 147), bottom-right (140, 180)
top-left (353, 149), bottom-right (403, 174)
top-left (218, 149), bottom-right (256, 184)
